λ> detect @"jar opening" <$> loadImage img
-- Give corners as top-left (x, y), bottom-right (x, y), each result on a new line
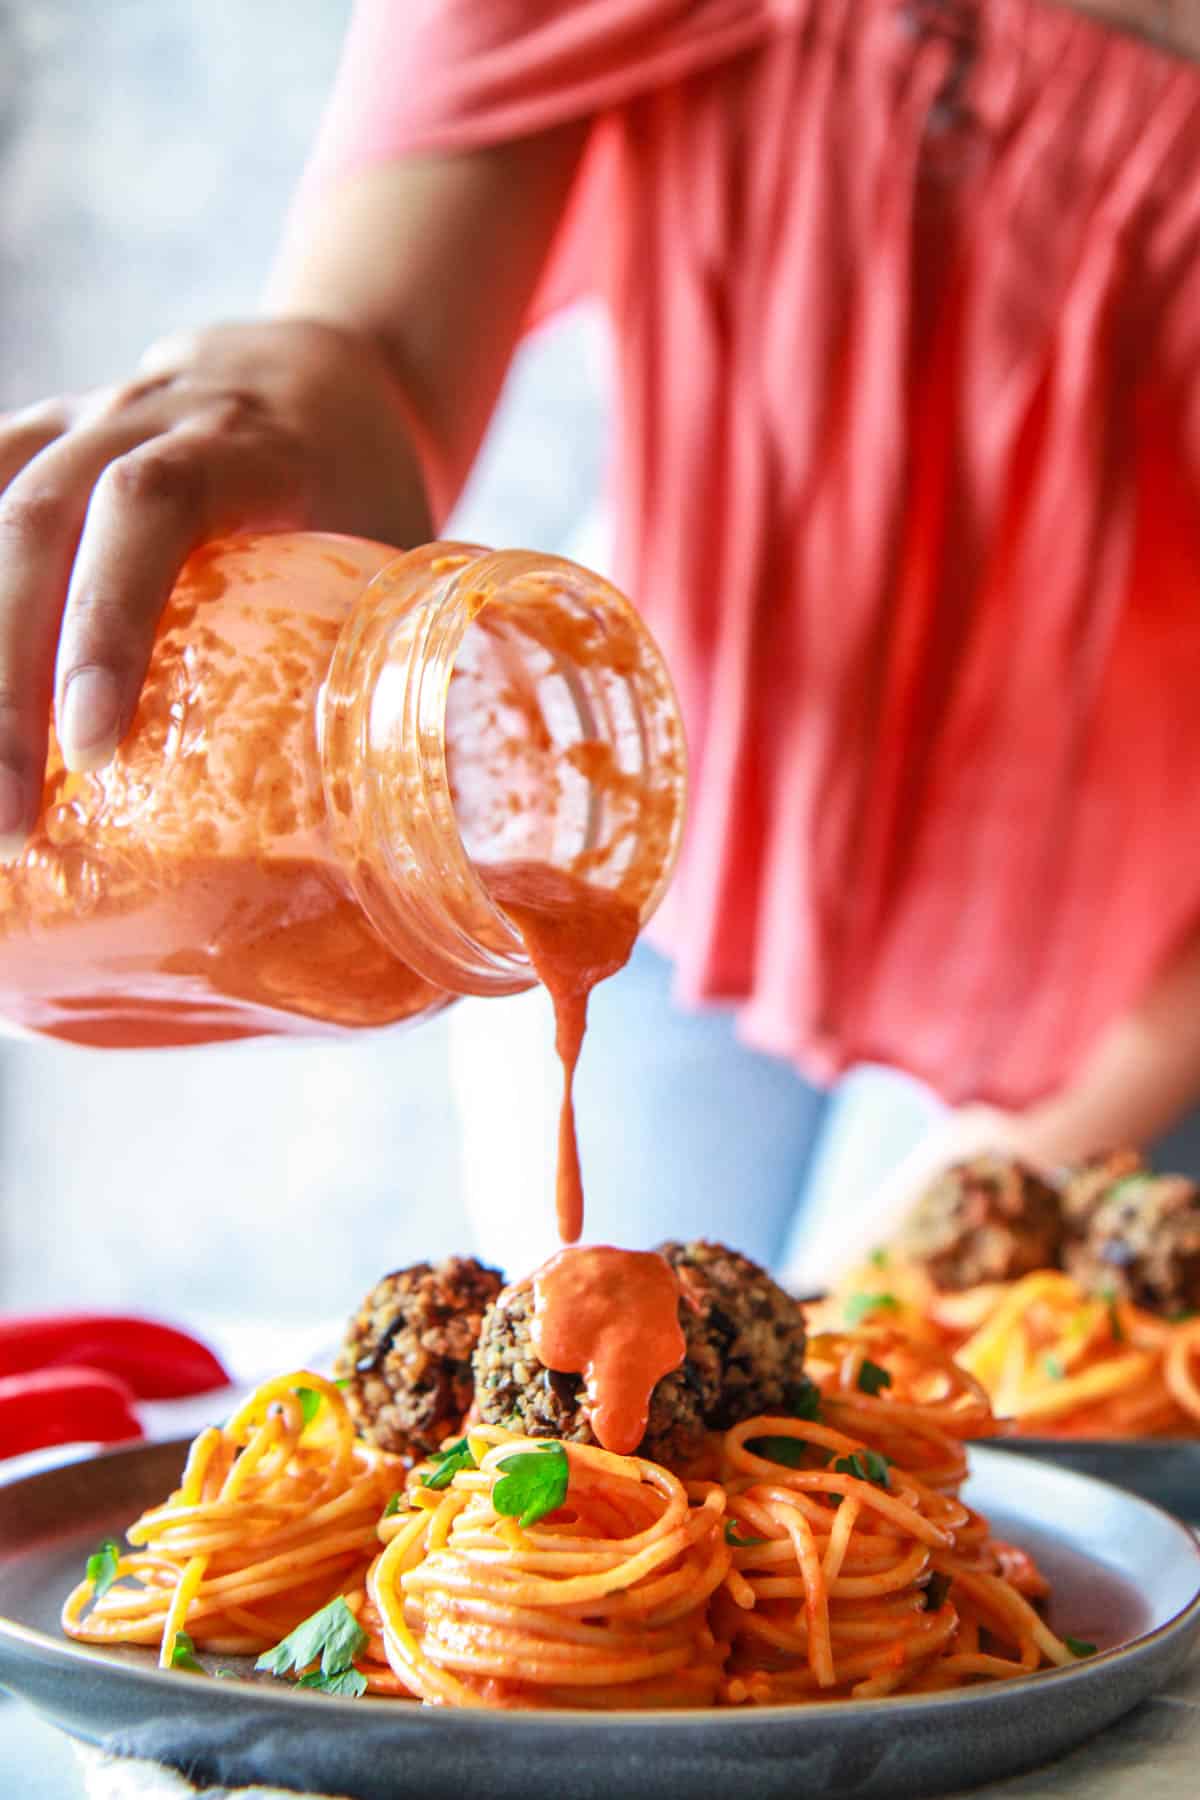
top-left (322, 546), bottom-right (687, 997)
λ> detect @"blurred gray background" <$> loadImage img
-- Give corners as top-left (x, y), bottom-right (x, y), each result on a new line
top-left (0, 0), bottom-right (610, 1340)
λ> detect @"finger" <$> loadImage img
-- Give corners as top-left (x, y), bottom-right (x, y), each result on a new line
top-left (0, 472), bottom-right (75, 855)
top-left (0, 412), bottom-right (169, 845)
top-left (55, 416), bottom-right (307, 774)
top-left (0, 398), bottom-right (74, 496)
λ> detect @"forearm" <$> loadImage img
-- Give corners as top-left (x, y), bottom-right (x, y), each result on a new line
top-left (264, 126), bottom-right (587, 522)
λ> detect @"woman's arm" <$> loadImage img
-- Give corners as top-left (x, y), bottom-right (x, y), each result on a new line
top-left (0, 122), bottom-right (585, 845)
top-left (266, 130), bottom-right (586, 521)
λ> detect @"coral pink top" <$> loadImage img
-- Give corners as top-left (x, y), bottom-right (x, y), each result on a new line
top-left (308, 0), bottom-right (1200, 1108)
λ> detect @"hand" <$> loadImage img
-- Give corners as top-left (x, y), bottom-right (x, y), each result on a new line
top-left (792, 1103), bottom-right (1044, 1292)
top-left (0, 317), bottom-right (432, 854)
top-left (859, 1104), bottom-right (1056, 1227)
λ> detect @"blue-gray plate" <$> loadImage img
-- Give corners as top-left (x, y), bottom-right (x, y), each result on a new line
top-left (0, 1438), bottom-right (1198, 1800)
top-left (985, 1437), bottom-right (1200, 1523)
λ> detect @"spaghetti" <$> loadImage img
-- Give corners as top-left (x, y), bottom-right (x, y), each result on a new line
top-left (717, 1339), bottom-right (1068, 1702)
top-left (369, 1426), bottom-right (729, 1707)
top-left (62, 1372), bottom-right (403, 1669)
top-left (62, 1347), bottom-right (1084, 1706)
top-left (815, 1265), bottom-right (1200, 1438)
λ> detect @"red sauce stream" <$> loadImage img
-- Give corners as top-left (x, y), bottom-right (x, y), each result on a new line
top-left (531, 1246), bottom-right (686, 1454)
top-left (482, 862), bottom-right (640, 1244)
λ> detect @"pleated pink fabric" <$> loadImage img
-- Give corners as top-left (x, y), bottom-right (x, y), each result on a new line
top-left (308, 0), bottom-right (1200, 1107)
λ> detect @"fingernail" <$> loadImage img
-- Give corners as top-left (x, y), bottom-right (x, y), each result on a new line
top-left (59, 668), bottom-right (122, 773)
top-left (0, 764), bottom-right (29, 861)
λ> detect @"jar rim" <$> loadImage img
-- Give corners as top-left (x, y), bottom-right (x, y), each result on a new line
top-left (321, 542), bottom-right (688, 997)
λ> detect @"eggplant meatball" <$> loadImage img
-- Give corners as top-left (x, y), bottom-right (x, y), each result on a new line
top-left (473, 1270), bottom-right (721, 1468)
top-left (1062, 1165), bottom-right (1200, 1315)
top-left (1059, 1148), bottom-right (1146, 1235)
top-left (657, 1240), bottom-right (810, 1428)
top-left (336, 1257), bottom-right (504, 1458)
top-left (894, 1155), bottom-right (1064, 1291)
top-left (473, 1242), bottom-right (809, 1468)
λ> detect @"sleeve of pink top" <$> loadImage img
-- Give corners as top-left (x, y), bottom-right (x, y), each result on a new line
top-left (301, 1), bottom-right (772, 369)
top-left (297, 0), bottom-right (774, 520)
top-left (307, 0), bottom-right (771, 166)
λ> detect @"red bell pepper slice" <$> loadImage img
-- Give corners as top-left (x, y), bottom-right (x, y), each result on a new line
top-left (0, 1314), bottom-right (230, 1399)
top-left (0, 1365), bottom-right (143, 1459)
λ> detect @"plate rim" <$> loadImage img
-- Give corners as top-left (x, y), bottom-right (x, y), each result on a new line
top-left (2, 1436), bottom-right (1198, 1731)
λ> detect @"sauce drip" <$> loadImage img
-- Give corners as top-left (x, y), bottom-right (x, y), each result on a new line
top-left (531, 1246), bottom-right (686, 1455)
top-left (482, 862), bottom-right (640, 1243)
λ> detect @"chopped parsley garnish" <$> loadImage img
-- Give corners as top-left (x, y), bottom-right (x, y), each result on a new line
top-left (86, 1538), bottom-right (121, 1600)
top-left (1169, 1311), bottom-right (1199, 1325)
top-left (298, 1666), bottom-right (368, 1698)
top-left (296, 1387), bottom-right (321, 1427)
top-left (856, 1358), bottom-right (893, 1396)
top-left (170, 1631), bottom-right (203, 1672)
top-left (1106, 1298), bottom-right (1124, 1342)
top-left (832, 1450), bottom-right (892, 1491)
top-left (869, 1248), bottom-right (890, 1269)
top-left (845, 1292), bottom-right (900, 1327)
top-left (382, 1492), bottom-right (406, 1518)
top-left (748, 1435), bottom-right (808, 1468)
top-left (492, 1442), bottom-right (569, 1527)
top-left (1044, 1355), bottom-right (1065, 1382)
top-left (923, 1572), bottom-right (953, 1613)
top-left (725, 1522), bottom-right (767, 1548)
top-left (787, 1375), bottom-right (823, 1422)
top-left (255, 1596), bottom-right (368, 1694)
top-left (423, 1436), bottom-right (478, 1491)
top-left (334, 1376), bottom-right (351, 1390)
top-left (1065, 1636), bottom-right (1097, 1658)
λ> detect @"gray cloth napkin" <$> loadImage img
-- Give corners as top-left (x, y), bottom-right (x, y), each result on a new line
top-left (75, 1742), bottom-right (351, 1800)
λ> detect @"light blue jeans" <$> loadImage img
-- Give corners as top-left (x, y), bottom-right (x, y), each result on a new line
top-left (449, 943), bottom-right (943, 1281)
top-left (450, 941), bottom-right (1200, 1285)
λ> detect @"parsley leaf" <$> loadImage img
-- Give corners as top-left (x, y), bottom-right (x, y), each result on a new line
top-left (787, 1375), bottom-right (823, 1422)
top-left (423, 1436), bottom-right (478, 1491)
top-left (748, 1435), bottom-right (808, 1468)
top-left (1044, 1355), bottom-right (1065, 1381)
top-left (856, 1358), bottom-right (893, 1396)
top-left (1169, 1310), bottom-right (1198, 1325)
top-left (86, 1538), bottom-right (121, 1600)
top-left (296, 1387), bottom-right (321, 1428)
top-left (869, 1248), bottom-right (890, 1269)
top-left (1065, 1636), bottom-right (1097, 1658)
top-left (1107, 1300), bottom-right (1124, 1342)
top-left (923, 1572), bottom-right (953, 1613)
top-left (833, 1450), bottom-right (892, 1490)
top-left (382, 1492), bottom-right (406, 1518)
top-left (170, 1631), bottom-right (203, 1672)
top-left (845, 1292), bottom-right (900, 1327)
top-left (297, 1666), bottom-right (368, 1698)
top-left (255, 1597), bottom-right (368, 1683)
top-left (334, 1376), bottom-right (351, 1390)
top-left (725, 1521), bottom-right (767, 1548)
top-left (493, 1442), bottom-right (569, 1527)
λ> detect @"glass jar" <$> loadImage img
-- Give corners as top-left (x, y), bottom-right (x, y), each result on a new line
top-left (0, 533), bottom-right (686, 1047)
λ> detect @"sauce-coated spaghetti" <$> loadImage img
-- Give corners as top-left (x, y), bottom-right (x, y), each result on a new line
top-left (815, 1263), bottom-right (1200, 1438)
top-left (63, 1343), bottom-right (1084, 1706)
top-left (62, 1372), bottom-right (402, 1669)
